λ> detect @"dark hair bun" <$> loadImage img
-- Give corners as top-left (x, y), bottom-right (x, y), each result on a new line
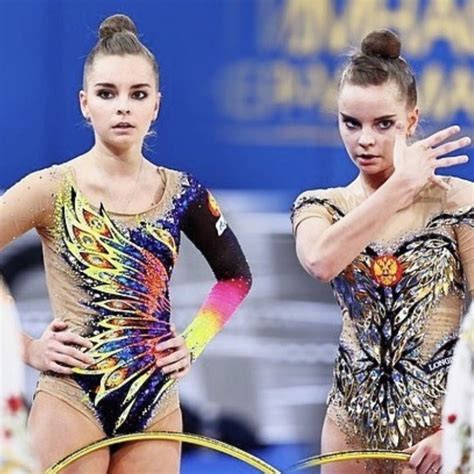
top-left (99, 14), bottom-right (138, 40)
top-left (361, 29), bottom-right (401, 60)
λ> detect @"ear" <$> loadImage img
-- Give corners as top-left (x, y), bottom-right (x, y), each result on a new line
top-left (406, 106), bottom-right (419, 137)
top-left (153, 92), bottom-right (162, 122)
top-left (79, 90), bottom-right (90, 120)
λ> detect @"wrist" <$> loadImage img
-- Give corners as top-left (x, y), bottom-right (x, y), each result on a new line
top-left (385, 173), bottom-right (417, 209)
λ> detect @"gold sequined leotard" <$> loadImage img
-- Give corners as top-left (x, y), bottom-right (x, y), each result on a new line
top-left (292, 177), bottom-right (473, 452)
top-left (0, 164), bottom-right (251, 436)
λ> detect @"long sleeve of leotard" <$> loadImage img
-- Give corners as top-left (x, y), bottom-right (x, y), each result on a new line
top-left (180, 179), bottom-right (252, 361)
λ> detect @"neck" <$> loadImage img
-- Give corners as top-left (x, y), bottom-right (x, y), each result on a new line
top-left (359, 166), bottom-right (395, 195)
top-left (89, 141), bottom-right (144, 176)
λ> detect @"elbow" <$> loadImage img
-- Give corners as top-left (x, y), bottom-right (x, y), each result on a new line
top-left (243, 271), bottom-right (253, 294)
top-left (304, 255), bottom-right (337, 283)
top-left (232, 269), bottom-right (253, 296)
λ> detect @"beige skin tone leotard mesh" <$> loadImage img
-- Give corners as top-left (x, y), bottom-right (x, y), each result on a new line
top-left (293, 177), bottom-right (473, 473)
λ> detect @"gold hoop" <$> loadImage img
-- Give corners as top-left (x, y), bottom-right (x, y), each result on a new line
top-left (45, 434), bottom-right (412, 474)
top-left (45, 431), bottom-right (280, 474)
top-left (288, 450), bottom-right (410, 471)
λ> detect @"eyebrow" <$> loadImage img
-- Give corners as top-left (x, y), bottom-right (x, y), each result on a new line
top-left (94, 82), bottom-right (152, 89)
top-left (340, 112), bottom-right (397, 121)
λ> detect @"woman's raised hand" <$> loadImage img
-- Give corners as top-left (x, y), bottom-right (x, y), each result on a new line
top-left (393, 123), bottom-right (470, 193)
top-left (26, 319), bottom-right (94, 374)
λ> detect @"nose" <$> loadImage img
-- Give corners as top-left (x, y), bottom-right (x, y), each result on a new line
top-left (117, 107), bottom-right (131, 116)
top-left (116, 97), bottom-right (131, 116)
top-left (358, 127), bottom-right (375, 148)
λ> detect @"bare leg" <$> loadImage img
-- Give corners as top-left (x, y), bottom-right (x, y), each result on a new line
top-left (321, 415), bottom-right (369, 474)
top-left (108, 408), bottom-right (182, 474)
top-left (321, 416), bottom-right (416, 474)
top-left (28, 392), bottom-right (109, 473)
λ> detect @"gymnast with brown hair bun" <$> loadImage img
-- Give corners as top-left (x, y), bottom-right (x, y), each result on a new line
top-left (292, 29), bottom-right (473, 474)
top-left (0, 14), bottom-right (251, 473)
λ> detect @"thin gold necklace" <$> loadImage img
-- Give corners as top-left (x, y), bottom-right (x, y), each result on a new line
top-left (97, 157), bottom-right (144, 213)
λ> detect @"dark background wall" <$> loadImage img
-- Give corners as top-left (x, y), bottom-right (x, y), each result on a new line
top-left (1, 0), bottom-right (473, 195)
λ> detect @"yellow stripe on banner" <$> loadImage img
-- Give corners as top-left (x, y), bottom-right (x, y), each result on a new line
top-left (287, 450), bottom-right (411, 471)
top-left (45, 431), bottom-right (280, 474)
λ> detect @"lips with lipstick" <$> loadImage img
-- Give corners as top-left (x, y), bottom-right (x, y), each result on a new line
top-left (112, 122), bottom-right (135, 130)
top-left (357, 154), bottom-right (380, 164)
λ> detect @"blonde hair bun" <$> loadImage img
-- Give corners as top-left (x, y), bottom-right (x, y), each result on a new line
top-left (99, 14), bottom-right (138, 40)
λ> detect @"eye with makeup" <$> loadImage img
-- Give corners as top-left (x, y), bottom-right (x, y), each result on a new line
top-left (95, 89), bottom-right (149, 100)
top-left (377, 119), bottom-right (395, 130)
top-left (131, 90), bottom-right (148, 100)
top-left (97, 89), bottom-right (115, 100)
top-left (341, 118), bottom-right (360, 130)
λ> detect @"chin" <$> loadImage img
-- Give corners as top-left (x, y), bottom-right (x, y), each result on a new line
top-left (357, 163), bottom-right (382, 173)
top-left (103, 137), bottom-right (139, 152)
top-left (359, 166), bottom-right (394, 180)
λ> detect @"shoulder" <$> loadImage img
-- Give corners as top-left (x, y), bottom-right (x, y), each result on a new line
top-left (292, 186), bottom-right (350, 214)
top-left (0, 164), bottom-right (68, 230)
top-left (159, 166), bottom-right (202, 188)
top-left (6, 164), bottom-right (66, 197)
top-left (160, 167), bottom-right (209, 200)
top-left (445, 176), bottom-right (473, 211)
top-left (291, 186), bottom-right (351, 231)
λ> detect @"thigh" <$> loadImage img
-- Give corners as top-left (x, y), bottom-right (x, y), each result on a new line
top-left (321, 416), bottom-right (414, 474)
top-left (108, 408), bottom-right (183, 474)
top-left (28, 391), bottom-right (109, 473)
top-left (320, 415), bottom-right (369, 474)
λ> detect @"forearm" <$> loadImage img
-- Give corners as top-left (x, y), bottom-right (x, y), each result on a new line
top-left (1, 280), bottom-right (36, 367)
top-left (182, 277), bottom-right (251, 361)
top-left (300, 175), bottom-right (413, 281)
top-left (21, 332), bottom-right (35, 366)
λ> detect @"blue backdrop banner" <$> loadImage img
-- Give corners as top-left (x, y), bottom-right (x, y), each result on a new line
top-left (1, 0), bottom-right (472, 191)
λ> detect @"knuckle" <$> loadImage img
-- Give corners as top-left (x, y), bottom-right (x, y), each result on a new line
top-left (66, 346), bottom-right (76, 356)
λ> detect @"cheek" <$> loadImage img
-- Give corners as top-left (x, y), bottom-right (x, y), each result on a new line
top-left (381, 133), bottom-right (396, 154)
top-left (88, 100), bottom-right (112, 120)
top-left (143, 101), bottom-right (157, 118)
top-left (138, 106), bottom-right (157, 127)
top-left (339, 129), bottom-right (356, 151)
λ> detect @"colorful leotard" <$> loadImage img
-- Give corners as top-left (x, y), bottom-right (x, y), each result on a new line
top-left (0, 164), bottom-right (251, 436)
top-left (291, 177), bottom-right (473, 452)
